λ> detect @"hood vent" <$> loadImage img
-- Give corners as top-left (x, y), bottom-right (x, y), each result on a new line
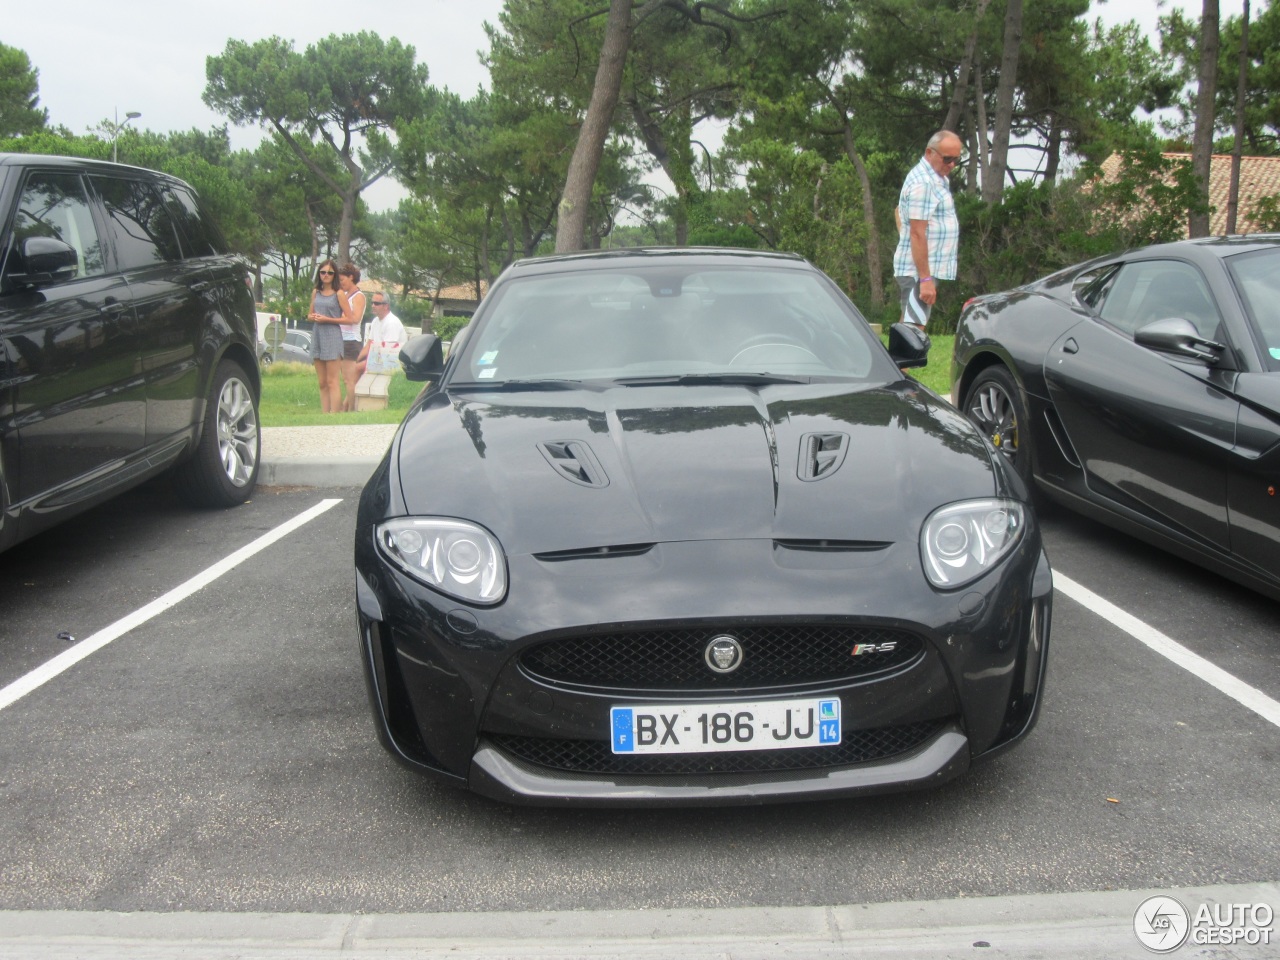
top-left (538, 440), bottom-right (610, 488)
top-left (797, 432), bottom-right (849, 481)
top-left (534, 543), bottom-right (655, 562)
top-left (774, 539), bottom-right (892, 553)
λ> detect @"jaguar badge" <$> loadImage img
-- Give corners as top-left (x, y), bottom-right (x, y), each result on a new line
top-left (705, 635), bottom-right (744, 674)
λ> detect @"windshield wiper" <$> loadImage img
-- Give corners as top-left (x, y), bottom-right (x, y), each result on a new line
top-left (449, 378), bottom-right (586, 392)
top-left (614, 372), bottom-right (810, 386)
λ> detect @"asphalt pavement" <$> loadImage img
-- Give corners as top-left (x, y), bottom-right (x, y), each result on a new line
top-left (4, 424), bottom-right (1273, 959)
top-left (225, 427), bottom-right (1280, 957)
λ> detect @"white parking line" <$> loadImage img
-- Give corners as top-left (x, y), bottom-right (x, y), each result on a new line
top-left (0, 498), bottom-right (343, 713)
top-left (1055, 571), bottom-right (1280, 729)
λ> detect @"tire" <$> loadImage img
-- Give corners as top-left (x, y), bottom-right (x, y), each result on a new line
top-left (173, 359), bottom-right (261, 507)
top-left (963, 365), bottom-right (1033, 489)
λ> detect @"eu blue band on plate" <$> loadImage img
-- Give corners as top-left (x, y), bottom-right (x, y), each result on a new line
top-left (612, 707), bottom-right (635, 752)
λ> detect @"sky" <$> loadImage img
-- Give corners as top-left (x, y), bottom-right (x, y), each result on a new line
top-left (5, 0), bottom-right (1250, 210)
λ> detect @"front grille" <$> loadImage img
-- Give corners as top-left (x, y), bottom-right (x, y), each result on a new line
top-left (491, 719), bottom-right (945, 776)
top-left (519, 624), bottom-right (924, 691)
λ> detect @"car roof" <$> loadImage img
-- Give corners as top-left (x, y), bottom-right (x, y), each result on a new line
top-left (503, 247), bottom-right (810, 276)
top-left (1128, 234), bottom-right (1280, 260)
top-left (0, 153), bottom-right (185, 184)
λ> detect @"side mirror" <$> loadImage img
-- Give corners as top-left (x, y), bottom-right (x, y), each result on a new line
top-left (9, 236), bottom-right (78, 287)
top-left (888, 322), bottom-right (930, 369)
top-left (399, 334), bottom-right (445, 382)
top-left (1134, 317), bottom-right (1224, 364)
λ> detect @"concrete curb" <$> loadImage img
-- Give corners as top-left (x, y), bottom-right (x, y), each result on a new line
top-left (259, 455), bottom-right (382, 488)
top-left (1, 883), bottom-right (1276, 959)
top-left (259, 425), bottom-right (396, 488)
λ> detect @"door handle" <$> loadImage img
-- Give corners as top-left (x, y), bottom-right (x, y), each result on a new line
top-left (99, 301), bottom-right (126, 316)
top-left (1062, 338), bottom-right (1079, 355)
top-left (188, 281), bottom-right (209, 293)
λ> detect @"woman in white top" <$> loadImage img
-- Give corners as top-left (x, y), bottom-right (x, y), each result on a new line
top-left (335, 263), bottom-right (367, 412)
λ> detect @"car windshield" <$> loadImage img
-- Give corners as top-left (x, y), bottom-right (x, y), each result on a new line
top-left (452, 264), bottom-right (883, 385)
top-left (1228, 247), bottom-right (1280, 370)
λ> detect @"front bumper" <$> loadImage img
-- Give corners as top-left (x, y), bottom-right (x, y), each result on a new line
top-left (355, 520), bottom-right (1051, 807)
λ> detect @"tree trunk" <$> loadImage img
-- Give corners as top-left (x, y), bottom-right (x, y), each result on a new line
top-left (1044, 117), bottom-right (1062, 182)
top-left (841, 122), bottom-right (884, 310)
top-left (1189, 0), bottom-right (1220, 238)
top-left (1226, 0), bottom-right (1249, 235)
top-left (965, 122), bottom-right (980, 193)
top-left (629, 98), bottom-right (697, 244)
top-left (973, 67), bottom-right (990, 194)
top-left (943, 0), bottom-right (994, 132)
top-left (555, 0), bottom-right (634, 253)
top-left (338, 183), bottom-right (357, 266)
top-left (983, 0), bottom-right (1023, 202)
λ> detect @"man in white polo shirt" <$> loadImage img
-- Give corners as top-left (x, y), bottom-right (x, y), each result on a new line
top-left (355, 291), bottom-right (408, 379)
top-left (893, 129), bottom-right (963, 332)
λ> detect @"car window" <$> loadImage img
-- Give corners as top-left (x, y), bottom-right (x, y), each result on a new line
top-left (455, 266), bottom-right (880, 383)
top-left (1098, 259), bottom-right (1223, 340)
top-left (162, 184), bottom-right (225, 258)
top-left (1227, 247), bottom-right (1280, 371)
top-left (2, 171), bottom-right (105, 283)
top-left (1075, 266), bottom-right (1119, 310)
top-left (89, 175), bottom-right (184, 269)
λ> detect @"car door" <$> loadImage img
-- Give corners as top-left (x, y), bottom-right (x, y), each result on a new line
top-left (0, 168), bottom-right (145, 511)
top-left (1221, 247), bottom-right (1280, 581)
top-left (87, 173), bottom-right (210, 452)
top-left (1043, 257), bottom-right (1238, 551)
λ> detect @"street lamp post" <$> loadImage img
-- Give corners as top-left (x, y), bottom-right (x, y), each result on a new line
top-left (112, 109), bottom-right (141, 163)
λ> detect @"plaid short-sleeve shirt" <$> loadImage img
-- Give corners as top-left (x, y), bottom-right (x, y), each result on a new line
top-left (892, 155), bottom-right (959, 280)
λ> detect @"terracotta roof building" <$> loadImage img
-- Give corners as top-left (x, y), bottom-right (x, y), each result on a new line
top-left (1099, 152), bottom-right (1280, 236)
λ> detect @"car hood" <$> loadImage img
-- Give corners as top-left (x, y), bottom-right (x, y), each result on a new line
top-left (394, 382), bottom-right (999, 556)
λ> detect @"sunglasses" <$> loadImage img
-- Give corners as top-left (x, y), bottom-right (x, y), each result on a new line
top-left (934, 150), bottom-right (963, 165)
top-left (372, 300), bottom-right (387, 306)
top-left (318, 269), bottom-right (335, 275)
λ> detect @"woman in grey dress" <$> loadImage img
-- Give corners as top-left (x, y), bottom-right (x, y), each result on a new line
top-left (308, 260), bottom-right (345, 413)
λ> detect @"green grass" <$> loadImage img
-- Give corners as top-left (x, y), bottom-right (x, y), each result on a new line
top-left (258, 335), bottom-right (956, 427)
top-left (906, 333), bottom-right (954, 399)
top-left (258, 362), bottom-right (422, 426)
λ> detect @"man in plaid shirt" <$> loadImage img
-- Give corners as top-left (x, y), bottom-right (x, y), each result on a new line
top-left (893, 130), bottom-right (963, 331)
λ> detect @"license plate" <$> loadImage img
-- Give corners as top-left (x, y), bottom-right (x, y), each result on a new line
top-left (610, 697), bottom-right (840, 755)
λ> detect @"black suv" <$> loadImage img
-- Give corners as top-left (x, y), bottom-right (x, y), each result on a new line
top-left (0, 154), bottom-right (260, 553)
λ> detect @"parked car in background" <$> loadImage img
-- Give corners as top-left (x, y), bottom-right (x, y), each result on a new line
top-left (952, 234), bottom-right (1280, 601)
top-left (0, 154), bottom-right (261, 553)
top-left (262, 328), bottom-right (312, 365)
top-left (355, 247), bottom-right (1052, 807)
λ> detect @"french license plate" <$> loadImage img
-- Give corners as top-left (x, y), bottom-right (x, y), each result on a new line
top-left (610, 697), bottom-right (840, 755)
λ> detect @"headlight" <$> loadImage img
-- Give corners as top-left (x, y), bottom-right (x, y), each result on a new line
top-left (375, 518), bottom-right (507, 604)
top-left (920, 499), bottom-right (1024, 589)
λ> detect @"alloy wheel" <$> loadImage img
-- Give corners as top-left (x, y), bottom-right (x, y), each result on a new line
top-left (968, 381), bottom-right (1019, 465)
top-left (216, 376), bottom-right (259, 487)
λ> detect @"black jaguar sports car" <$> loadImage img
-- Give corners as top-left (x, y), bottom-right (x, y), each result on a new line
top-left (355, 248), bottom-right (1052, 806)
top-left (952, 235), bottom-right (1280, 601)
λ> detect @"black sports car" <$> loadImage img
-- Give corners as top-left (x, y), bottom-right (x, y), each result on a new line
top-left (952, 235), bottom-right (1280, 601)
top-left (355, 248), bottom-right (1052, 806)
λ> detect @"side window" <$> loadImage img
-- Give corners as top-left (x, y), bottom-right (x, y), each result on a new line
top-left (2, 171), bottom-right (105, 283)
top-left (89, 176), bottom-right (184, 269)
top-left (1075, 266), bottom-right (1119, 310)
top-left (162, 185), bottom-right (225, 257)
top-left (1098, 260), bottom-right (1223, 339)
